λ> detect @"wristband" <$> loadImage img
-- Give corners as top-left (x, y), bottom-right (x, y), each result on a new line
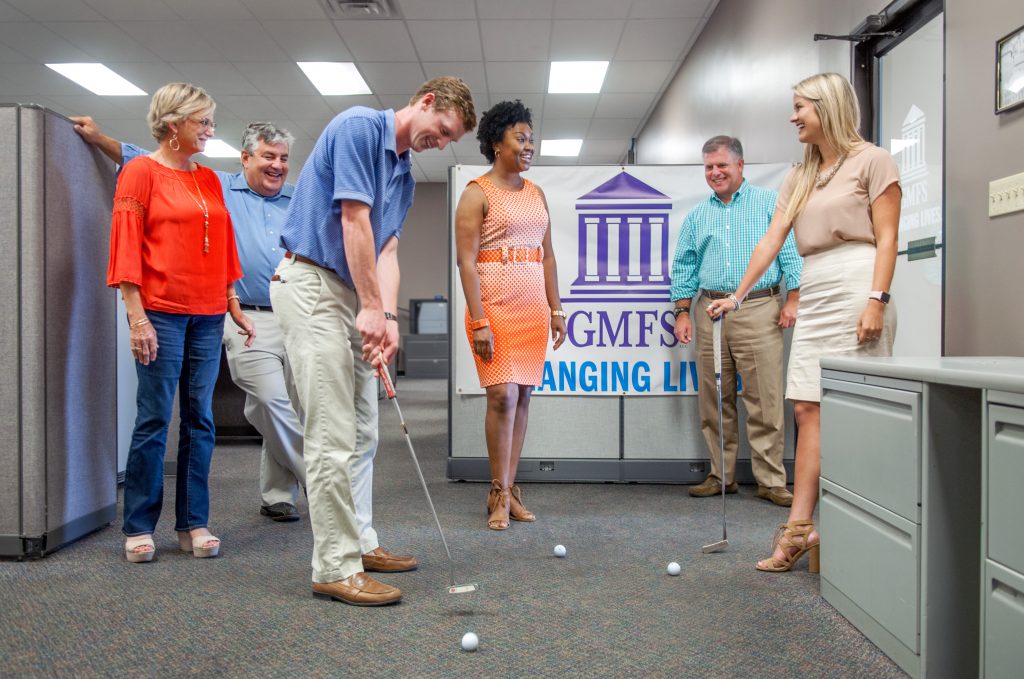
top-left (470, 317), bottom-right (490, 330)
top-left (384, 311), bottom-right (398, 322)
top-left (868, 291), bottom-right (891, 304)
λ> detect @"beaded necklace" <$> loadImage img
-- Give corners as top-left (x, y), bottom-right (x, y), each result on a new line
top-left (815, 153), bottom-right (847, 190)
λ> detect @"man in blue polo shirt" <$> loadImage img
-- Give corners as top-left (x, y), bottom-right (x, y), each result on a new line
top-left (71, 118), bottom-right (307, 523)
top-left (270, 77), bottom-right (476, 606)
top-left (670, 135), bottom-right (802, 507)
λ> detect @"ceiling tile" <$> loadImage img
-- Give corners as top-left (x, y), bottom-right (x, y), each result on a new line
top-left (83, 0), bottom-right (179, 21)
top-left (333, 20), bottom-right (417, 61)
top-left (549, 20), bottom-right (624, 60)
top-left (586, 117), bottom-right (642, 139)
top-left (0, 1), bottom-right (30, 21)
top-left (630, 0), bottom-right (715, 19)
top-left (603, 61), bottom-right (675, 93)
top-left (191, 20), bottom-right (290, 62)
top-left (595, 92), bottom-right (657, 118)
top-left (116, 21), bottom-right (224, 61)
top-left (106, 61), bottom-right (185, 94)
top-left (233, 61), bottom-right (320, 96)
top-left (44, 93), bottom-right (132, 120)
top-left (6, 0), bottom-right (103, 21)
top-left (407, 20), bottom-right (482, 62)
top-left (238, 0), bottom-right (327, 20)
top-left (0, 22), bottom-right (91, 62)
top-left (170, 62), bottom-right (259, 95)
top-left (480, 20), bottom-right (550, 61)
top-left (538, 117), bottom-right (589, 137)
top-left (542, 93), bottom-right (597, 118)
top-left (488, 92), bottom-right (545, 118)
top-left (358, 62), bottom-right (426, 95)
top-left (0, 41), bottom-right (29, 62)
top-left (449, 135), bottom-right (484, 163)
top-left (289, 116), bottom-right (336, 139)
top-left (2, 62), bottom-right (95, 96)
top-left (267, 94), bottom-right (334, 117)
top-left (43, 21), bottom-right (159, 62)
top-left (616, 19), bottom-right (701, 60)
top-left (167, 0), bottom-right (254, 22)
top-left (485, 61), bottom-right (547, 92)
top-left (422, 62), bottom-right (486, 95)
top-left (263, 21), bottom-right (353, 62)
top-left (578, 138), bottom-right (629, 162)
top-left (554, 0), bottom-right (628, 20)
top-left (322, 95), bottom-right (383, 113)
top-left (398, 0), bottom-right (476, 20)
top-left (376, 94), bottom-right (413, 111)
top-left (476, 0), bottom-right (553, 20)
top-left (213, 95), bottom-right (285, 121)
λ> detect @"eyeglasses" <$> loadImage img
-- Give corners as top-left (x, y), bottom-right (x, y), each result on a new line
top-left (190, 116), bottom-right (216, 131)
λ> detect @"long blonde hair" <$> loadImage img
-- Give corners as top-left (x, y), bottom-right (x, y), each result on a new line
top-left (783, 73), bottom-right (864, 225)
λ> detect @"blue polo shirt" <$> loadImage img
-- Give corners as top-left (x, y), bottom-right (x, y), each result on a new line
top-left (279, 107), bottom-right (415, 289)
top-left (121, 143), bottom-right (292, 306)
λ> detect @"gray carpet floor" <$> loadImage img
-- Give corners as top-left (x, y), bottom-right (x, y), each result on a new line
top-left (0, 378), bottom-right (907, 678)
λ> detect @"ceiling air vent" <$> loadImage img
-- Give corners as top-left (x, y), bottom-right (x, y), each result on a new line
top-left (319, 0), bottom-right (400, 19)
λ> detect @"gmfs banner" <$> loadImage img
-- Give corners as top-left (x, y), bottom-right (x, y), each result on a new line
top-left (450, 164), bottom-right (791, 396)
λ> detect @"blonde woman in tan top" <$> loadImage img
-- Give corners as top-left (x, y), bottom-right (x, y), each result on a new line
top-left (708, 72), bottom-right (901, 573)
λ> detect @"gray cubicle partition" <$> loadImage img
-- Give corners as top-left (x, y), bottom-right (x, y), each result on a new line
top-left (0, 105), bottom-right (118, 557)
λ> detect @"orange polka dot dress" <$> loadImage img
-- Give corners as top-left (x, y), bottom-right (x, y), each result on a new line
top-left (465, 176), bottom-right (551, 387)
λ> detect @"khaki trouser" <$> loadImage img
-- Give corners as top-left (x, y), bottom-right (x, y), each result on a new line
top-left (269, 257), bottom-right (380, 584)
top-left (694, 292), bottom-right (787, 488)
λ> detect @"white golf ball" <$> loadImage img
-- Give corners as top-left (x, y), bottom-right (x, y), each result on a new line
top-left (667, 561), bottom-right (681, 576)
top-left (553, 544), bottom-right (567, 558)
top-left (461, 632), bottom-right (479, 652)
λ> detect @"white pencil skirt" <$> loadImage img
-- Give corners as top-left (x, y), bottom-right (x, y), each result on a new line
top-left (786, 242), bottom-right (897, 402)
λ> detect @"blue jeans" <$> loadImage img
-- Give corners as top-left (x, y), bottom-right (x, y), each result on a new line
top-left (123, 311), bottom-right (225, 536)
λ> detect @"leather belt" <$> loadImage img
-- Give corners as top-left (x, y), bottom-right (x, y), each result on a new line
top-left (477, 246), bottom-right (542, 264)
top-left (239, 303), bottom-right (272, 312)
top-left (285, 251), bottom-right (328, 269)
top-left (704, 285), bottom-right (780, 301)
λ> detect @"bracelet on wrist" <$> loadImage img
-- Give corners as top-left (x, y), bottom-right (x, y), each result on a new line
top-left (470, 317), bottom-right (490, 330)
top-left (672, 306), bottom-right (690, 318)
top-left (551, 309), bottom-right (566, 318)
top-left (129, 317), bottom-right (150, 329)
top-left (227, 294), bottom-right (240, 304)
top-left (727, 294), bottom-right (742, 311)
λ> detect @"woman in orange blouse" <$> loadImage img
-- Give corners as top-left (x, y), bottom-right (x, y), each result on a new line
top-left (111, 83), bottom-right (254, 562)
top-left (455, 100), bottom-right (566, 530)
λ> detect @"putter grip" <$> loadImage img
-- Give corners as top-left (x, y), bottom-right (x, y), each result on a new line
top-left (712, 319), bottom-right (722, 375)
top-left (378, 362), bottom-right (396, 399)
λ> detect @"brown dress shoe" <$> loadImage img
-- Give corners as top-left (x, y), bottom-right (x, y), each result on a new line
top-left (361, 546), bottom-right (418, 573)
top-left (757, 485), bottom-right (794, 507)
top-left (311, 572), bottom-right (401, 606)
top-left (689, 476), bottom-right (739, 497)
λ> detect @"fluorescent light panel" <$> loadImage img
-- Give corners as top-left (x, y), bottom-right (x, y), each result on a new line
top-left (297, 62), bottom-right (372, 95)
top-left (541, 139), bottom-right (583, 157)
top-left (548, 61), bottom-right (608, 94)
top-left (45, 63), bottom-right (146, 96)
top-left (200, 140), bottom-right (241, 158)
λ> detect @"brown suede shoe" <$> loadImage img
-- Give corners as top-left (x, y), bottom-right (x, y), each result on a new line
top-left (361, 546), bottom-right (418, 573)
top-left (689, 476), bottom-right (739, 497)
top-left (312, 572), bottom-right (401, 606)
top-left (757, 485), bottom-right (794, 507)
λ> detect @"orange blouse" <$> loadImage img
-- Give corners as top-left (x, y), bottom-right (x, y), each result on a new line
top-left (106, 156), bottom-right (243, 315)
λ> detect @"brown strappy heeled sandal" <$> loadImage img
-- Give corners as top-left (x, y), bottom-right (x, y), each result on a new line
top-left (508, 484), bottom-right (536, 522)
top-left (486, 479), bottom-right (510, 531)
top-left (756, 519), bottom-right (820, 573)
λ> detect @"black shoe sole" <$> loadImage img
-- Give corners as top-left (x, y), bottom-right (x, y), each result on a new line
top-left (362, 564), bottom-right (418, 573)
top-left (260, 507), bottom-right (300, 522)
top-left (312, 590), bottom-right (401, 606)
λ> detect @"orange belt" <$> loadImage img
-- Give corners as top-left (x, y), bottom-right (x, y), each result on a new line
top-left (477, 246), bottom-right (542, 264)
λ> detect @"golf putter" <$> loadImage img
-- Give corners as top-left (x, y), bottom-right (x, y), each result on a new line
top-left (702, 318), bottom-right (729, 554)
top-left (377, 358), bottom-right (478, 594)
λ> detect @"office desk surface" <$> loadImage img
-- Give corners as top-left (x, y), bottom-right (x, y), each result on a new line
top-left (822, 356), bottom-right (1024, 393)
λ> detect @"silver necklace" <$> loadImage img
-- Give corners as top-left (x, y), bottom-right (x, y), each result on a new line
top-left (172, 168), bottom-right (210, 253)
top-left (815, 153), bottom-right (847, 190)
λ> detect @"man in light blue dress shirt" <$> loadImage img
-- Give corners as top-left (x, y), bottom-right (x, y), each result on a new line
top-left (670, 136), bottom-right (802, 507)
top-left (72, 117), bottom-right (306, 522)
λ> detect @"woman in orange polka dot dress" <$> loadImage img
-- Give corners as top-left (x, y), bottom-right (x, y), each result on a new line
top-left (455, 100), bottom-right (567, 531)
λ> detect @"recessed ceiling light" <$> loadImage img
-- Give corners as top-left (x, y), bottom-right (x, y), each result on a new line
top-left (45, 63), bottom-right (146, 96)
top-left (297, 62), bottom-right (372, 95)
top-left (200, 140), bottom-right (241, 158)
top-left (548, 61), bottom-right (609, 94)
top-left (541, 139), bottom-right (583, 157)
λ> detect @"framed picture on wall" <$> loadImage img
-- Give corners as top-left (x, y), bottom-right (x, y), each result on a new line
top-left (996, 24), bottom-right (1024, 113)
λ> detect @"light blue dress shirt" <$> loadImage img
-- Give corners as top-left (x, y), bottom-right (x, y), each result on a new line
top-left (121, 143), bottom-right (292, 306)
top-left (669, 180), bottom-right (802, 302)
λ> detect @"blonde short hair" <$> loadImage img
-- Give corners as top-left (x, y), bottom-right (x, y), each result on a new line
top-left (409, 77), bottom-right (477, 133)
top-left (147, 82), bottom-right (216, 142)
top-left (783, 73), bottom-right (864, 225)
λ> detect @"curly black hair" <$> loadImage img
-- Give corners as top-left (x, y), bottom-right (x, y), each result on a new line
top-left (476, 99), bottom-right (533, 163)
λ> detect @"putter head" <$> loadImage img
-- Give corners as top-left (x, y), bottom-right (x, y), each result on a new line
top-left (701, 539), bottom-right (729, 554)
top-left (448, 583), bottom-right (479, 594)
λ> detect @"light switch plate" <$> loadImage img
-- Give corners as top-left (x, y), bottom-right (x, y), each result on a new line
top-left (989, 171), bottom-right (1024, 217)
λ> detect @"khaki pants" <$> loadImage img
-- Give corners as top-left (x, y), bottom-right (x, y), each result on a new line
top-left (694, 292), bottom-right (787, 488)
top-left (269, 257), bottom-right (379, 584)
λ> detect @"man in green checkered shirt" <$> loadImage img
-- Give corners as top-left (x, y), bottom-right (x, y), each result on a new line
top-left (669, 136), bottom-right (802, 507)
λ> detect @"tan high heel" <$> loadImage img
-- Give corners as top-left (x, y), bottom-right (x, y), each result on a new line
top-left (486, 479), bottom-right (510, 531)
top-left (756, 520), bottom-right (820, 573)
top-left (178, 531), bottom-right (221, 558)
top-left (508, 484), bottom-right (536, 522)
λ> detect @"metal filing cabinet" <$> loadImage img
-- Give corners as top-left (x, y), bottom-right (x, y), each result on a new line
top-left (402, 334), bottom-right (449, 378)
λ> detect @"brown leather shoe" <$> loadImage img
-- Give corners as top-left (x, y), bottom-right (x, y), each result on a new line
top-left (757, 485), bottom-right (794, 507)
top-left (361, 546), bottom-right (418, 573)
top-left (689, 476), bottom-right (739, 497)
top-left (311, 572), bottom-right (401, 606)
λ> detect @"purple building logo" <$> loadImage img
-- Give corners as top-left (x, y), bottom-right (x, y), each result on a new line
top-left (568, 172), bottom-right (672, 303)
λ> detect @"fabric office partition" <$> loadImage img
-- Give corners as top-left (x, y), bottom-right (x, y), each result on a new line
top-left (0, 105), bottom-right (118, 557)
